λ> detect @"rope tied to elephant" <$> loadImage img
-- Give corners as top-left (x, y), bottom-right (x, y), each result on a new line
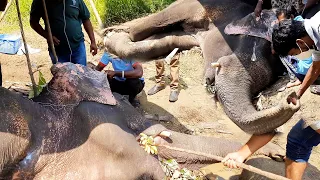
top-left (158, 145), bottom-right (290, 180)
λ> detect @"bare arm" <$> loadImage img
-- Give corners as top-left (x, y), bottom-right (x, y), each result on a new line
top-left (222, 133), bottom-right (275, 168)
top-left (113, 63), bottom-right (143, 79)
top-left (83, 19), bottom-right (97, 56)
top-left (30, 16), bottom-right (48, 39)
top-left (297, 61), bottom-right (320, 98)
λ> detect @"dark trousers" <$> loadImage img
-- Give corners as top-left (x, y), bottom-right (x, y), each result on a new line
top-left (109, 78), bottom-right (144, 102)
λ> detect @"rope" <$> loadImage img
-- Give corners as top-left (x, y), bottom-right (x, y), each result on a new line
top-left (158, 145), bottom-right (290, 180)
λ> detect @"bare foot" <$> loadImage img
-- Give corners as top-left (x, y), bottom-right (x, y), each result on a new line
top-left (286, 79), bottom-right (301, 88)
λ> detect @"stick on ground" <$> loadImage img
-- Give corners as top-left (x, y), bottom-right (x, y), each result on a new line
top-left (159, 145), bottom-right (290, 180)
top-left (15, 0), bottom-right (37, 95)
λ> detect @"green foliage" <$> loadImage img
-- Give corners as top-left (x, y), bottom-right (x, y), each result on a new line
top-left (0, 0), bottom-right (174, 32)
top-left (28, 71), bottom-right (47, 98)
top-left (103, 0), bottom-right (174, 25)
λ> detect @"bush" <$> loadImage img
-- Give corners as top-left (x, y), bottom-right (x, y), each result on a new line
top-left (103, 0), bottom-right (174, 25)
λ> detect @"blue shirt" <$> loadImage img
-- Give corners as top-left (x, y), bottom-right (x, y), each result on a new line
top-left (100, 52), bottom-right (144, 82)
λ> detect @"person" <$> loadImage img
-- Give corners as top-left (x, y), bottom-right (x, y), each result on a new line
top-left (95, 52), bottom-right (144, 107)
top-left (222, 11), bottom-right (320, 180)
top-left (30, 0), bottom-right (97, 66)
top-left (276, 6), bottom-right (311, 88)
top-left (147, 54), bottom-right (180, 102)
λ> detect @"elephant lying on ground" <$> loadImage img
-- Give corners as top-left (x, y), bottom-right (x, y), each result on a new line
top-left (0, 63), bottom-right (287, 179)
top-left (102, 0), bottom-right (303, 135)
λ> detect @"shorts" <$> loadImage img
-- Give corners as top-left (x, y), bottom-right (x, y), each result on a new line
top-left (286, 120), bottom-right (320, 162)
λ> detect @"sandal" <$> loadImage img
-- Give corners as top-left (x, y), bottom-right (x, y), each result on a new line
top-left (286, 79), bottom-right (301, 88)
top-left (310, 85), bottom-right (320, 95)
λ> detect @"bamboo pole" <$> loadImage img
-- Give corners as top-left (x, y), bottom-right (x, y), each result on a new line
top-left (41, 0), bottom-right (58, 64)
top-left (0, 0), bottom-right (12, 23)
top-left (14, 0), bottom-right (37, 95)
top-left (88, 0), bottom-right (103, 29)
top-left (159, 145), bottom-right (290, 180)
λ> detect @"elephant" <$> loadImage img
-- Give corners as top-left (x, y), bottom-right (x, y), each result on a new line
top-left (101, 0), bottom-right (304, 135)
top-left (0, 63), bottom-right (2, 86)
top-left (0, 63), bottom-right (287, 179)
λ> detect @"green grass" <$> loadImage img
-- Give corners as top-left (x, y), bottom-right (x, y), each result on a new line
top-left (0, 0), bottom-right (174, 33)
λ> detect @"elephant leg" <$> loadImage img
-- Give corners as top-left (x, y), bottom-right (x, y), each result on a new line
top-left (127, 0), bottom-right (208, 41)
top-left (0, 88), bottom-right (31, 177)
top-left (0, 63), bottom-right (2, 86)
top-left (141, 124), bottom-right (285, 170)
top-left (105, 31), bottom-right (198, 60)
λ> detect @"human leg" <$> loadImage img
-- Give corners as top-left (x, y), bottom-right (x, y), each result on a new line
top-left (124, 78), bottom-right (144, 102)
top-left (148, 60), bottom-right (165, 95)
top-left (49, 52), bottom-right (71, 64)
top-left (108, 78), bottom-right (126, 95)
top-left (169, 54), bottom-right (180, 102)
top-left (71, 41), bottom-right (87, 66)
top-left (285, 120), bottom-right (320, 179)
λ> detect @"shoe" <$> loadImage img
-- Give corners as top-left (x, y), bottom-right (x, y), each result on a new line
top-left (169, 90), bottom-right (179, 102)
top-left (147, 85), bottom-right (165, 95)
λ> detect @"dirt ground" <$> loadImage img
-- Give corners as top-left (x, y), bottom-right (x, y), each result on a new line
top-left (1, 30), bottom-right (319, 179)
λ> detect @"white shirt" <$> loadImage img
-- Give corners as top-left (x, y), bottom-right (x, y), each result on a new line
top-left (304, 11), bottom-right (320, 61)
top-left (303, 11), bottom-right (320, 130)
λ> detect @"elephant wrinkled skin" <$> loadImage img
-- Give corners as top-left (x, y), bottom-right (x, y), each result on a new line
top-left (103, 0), bottom-right (301, 135)
top-left (0, 63), bottom-right (286, 179)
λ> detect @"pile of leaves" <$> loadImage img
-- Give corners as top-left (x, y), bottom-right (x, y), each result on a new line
top-left (160, 159), bottom-right (204, 180)
top-left (139, 133), bottom-right (204, 180)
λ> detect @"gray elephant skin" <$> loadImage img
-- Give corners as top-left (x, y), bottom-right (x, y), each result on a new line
top-left (103, 0), bottom-right (303, 135)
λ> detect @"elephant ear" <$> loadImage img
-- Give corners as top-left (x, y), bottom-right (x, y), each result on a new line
top-left (50, 63), bottom-right (117, 106)
top-left (224, 10), bottom-right (278, 42)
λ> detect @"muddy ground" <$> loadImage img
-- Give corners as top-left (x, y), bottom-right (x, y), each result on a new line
top-left (1, 30), bottom-right (319, 179)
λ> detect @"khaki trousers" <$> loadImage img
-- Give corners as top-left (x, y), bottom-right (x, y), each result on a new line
top-left (155, 54), bottom-right (179, 90)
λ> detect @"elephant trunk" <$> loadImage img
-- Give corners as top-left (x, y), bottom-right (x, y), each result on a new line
top-left (215, 74), bottom-right (300, 135)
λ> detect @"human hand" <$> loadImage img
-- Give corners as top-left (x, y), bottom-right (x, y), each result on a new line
top-left (222, 152), bottom-right (246, 169)
top-left (90, 42), bottom-right (98, 56)
top-left (106, 70), bottom-right (115, 79)
top-left (46, 35), bottom-right (60, 46)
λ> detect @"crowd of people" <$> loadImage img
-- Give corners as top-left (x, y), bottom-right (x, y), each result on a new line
top-left (1, 0), bottom-right (319, 179)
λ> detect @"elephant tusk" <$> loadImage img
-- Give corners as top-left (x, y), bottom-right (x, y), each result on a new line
top-left (159, 131), bottom-right (171, 138)
top-left (211, 62), bottom-right (221, 68)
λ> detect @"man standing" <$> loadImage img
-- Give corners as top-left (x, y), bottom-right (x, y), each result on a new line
top-left (95, 52), bottom-right (144, 107)
top-left (30, 0), bottom-right (97, 65)
top-left (147, 54), bottom-right (180, 102)
top-left (222, 12), bottom-right (320, 180)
